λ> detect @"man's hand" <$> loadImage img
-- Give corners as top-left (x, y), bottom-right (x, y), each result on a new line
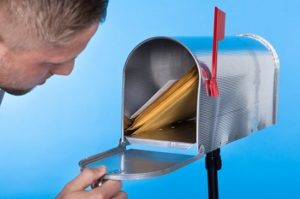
top-left (56, 167), bottom-right (127, 199)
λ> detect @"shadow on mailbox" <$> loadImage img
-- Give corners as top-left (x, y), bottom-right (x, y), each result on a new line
top-left (79, 34), bottom-right (279, 182)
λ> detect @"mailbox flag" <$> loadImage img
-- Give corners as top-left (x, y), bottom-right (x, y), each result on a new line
top-left (214, 7), bottom-right (225, 42)
top-left (206, 7), bottom-right (226, 97)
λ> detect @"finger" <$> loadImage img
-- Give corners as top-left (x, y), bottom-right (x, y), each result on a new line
top-left (65, 166), bottom-right (106, 192)
top-left (112, 191), bottom-right (128, 199)
top-left (91, 180), bottom-right (122, 198)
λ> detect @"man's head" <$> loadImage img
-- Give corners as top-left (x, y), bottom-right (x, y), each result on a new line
top-left (0, 0), bottom-right (109, 95)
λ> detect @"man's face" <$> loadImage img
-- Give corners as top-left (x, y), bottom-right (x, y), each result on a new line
top-left (0, 23), bottom-right (98, 95)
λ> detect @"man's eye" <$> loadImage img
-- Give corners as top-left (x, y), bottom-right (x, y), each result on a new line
top-left (44, 63), bottom-right (61, 67)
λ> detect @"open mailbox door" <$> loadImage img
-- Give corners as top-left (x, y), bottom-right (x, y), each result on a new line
top-left (79, 144), bottom-right (203, 180)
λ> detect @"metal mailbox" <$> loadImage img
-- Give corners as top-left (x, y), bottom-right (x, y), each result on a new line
top-left (79, 34), bottom-right (279, 181)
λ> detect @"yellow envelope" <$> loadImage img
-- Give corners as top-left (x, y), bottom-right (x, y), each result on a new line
top-left (125, 66), bottom-right (199, 135)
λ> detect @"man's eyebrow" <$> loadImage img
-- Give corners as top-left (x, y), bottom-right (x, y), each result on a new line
top-left (44, 61), bottom-right (62, 65)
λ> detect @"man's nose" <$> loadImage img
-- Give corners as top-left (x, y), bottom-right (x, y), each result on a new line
top-left (50, 60), bottom-right (75, 76)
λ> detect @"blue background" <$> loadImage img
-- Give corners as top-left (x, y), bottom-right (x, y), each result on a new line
top-left (0, 0), bottom-right (298, 198)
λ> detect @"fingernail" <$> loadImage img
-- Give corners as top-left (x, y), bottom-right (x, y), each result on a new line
top-left (98, 166), bottom-right (106, 173)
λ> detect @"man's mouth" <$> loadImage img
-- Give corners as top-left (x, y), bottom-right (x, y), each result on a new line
top-left (39, 80), bottom-right (46, 85)
top-left (39, 74), bottom-right (52, 85)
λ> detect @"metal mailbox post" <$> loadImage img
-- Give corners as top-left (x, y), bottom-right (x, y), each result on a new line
top-left (79, 34), bottom-right (279, 198)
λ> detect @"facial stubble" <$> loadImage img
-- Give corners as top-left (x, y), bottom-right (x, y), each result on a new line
top-left (0, 54), bottom-right (33, 96)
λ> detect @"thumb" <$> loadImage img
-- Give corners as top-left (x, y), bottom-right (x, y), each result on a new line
top-left (66, 166), bottom-right (106, 192)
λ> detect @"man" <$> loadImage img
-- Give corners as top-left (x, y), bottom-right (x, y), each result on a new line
top-left (0, 1), bottom-right (127, 198)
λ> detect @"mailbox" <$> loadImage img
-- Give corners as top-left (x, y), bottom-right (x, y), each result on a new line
top-left (79, 33), bottom-right (279, 181)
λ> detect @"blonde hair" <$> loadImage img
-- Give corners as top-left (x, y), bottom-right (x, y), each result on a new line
top-left (0, 0), bottom-right (108, 49)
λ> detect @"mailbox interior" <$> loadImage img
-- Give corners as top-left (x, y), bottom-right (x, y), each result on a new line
top-left (122, 38), bottom-right (200, 150)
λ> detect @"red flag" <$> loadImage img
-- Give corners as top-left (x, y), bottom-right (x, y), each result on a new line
top-left (214, 7), bottom-right (225, 41)
top-left (207, 7), bottom-right (225, 97)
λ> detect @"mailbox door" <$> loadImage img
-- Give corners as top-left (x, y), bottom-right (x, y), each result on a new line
top-left (79, 145), bottom-right (202, 180)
